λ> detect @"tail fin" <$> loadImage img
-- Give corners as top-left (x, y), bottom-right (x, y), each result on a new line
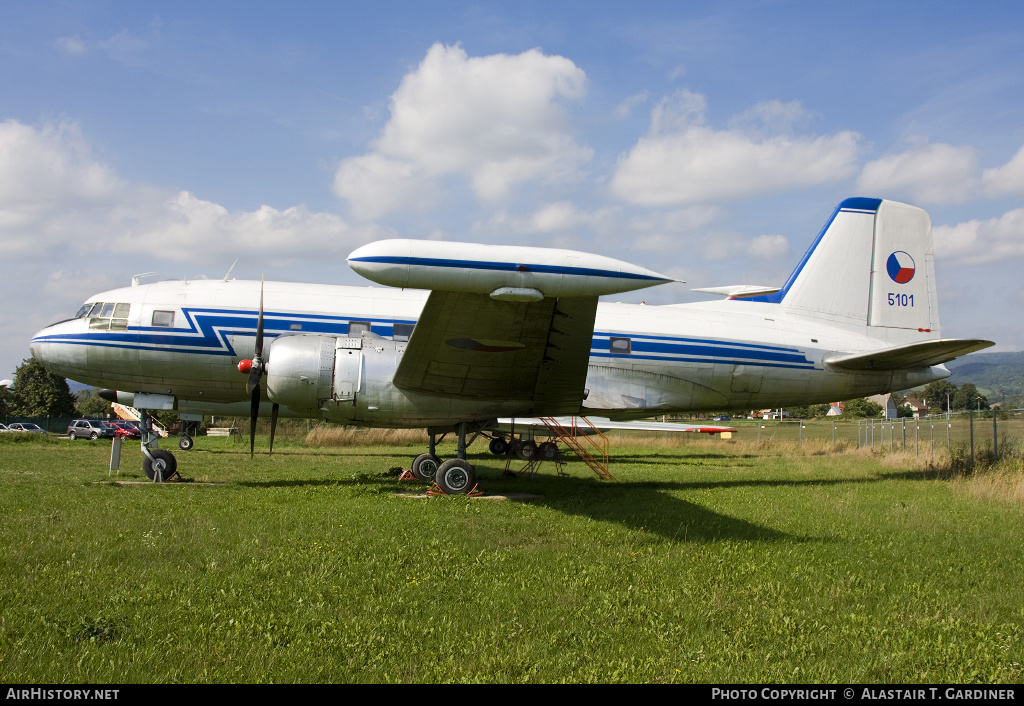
top-left (748, 198), bottom-right (939, 334)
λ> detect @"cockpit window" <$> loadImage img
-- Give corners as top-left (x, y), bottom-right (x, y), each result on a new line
top-left (85, 302), bottom-right (131, 331)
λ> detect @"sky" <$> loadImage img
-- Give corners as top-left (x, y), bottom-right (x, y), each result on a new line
top-left (2, 0), bottom-right (1024, 383)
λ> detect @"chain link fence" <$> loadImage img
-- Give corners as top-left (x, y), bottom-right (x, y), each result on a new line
top-left (730, 409), bottom-right (1023, 464)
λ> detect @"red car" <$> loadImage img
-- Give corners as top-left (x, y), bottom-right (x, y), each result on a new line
top-left (106, 421), bottom-right (142, 440)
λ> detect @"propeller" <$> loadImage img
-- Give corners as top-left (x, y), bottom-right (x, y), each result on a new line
top-left (237, 278), bottom-right (279, 458)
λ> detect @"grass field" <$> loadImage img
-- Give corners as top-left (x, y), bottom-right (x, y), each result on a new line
top-left (0, 431), bottom-right (1021, 683)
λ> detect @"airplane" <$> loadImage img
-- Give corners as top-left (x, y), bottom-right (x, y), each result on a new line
top-left (29, 197), bottom-right (993, 493)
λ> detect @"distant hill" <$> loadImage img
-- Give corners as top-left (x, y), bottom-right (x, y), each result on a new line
top-left (944, 351), bottom-right (1024, 406)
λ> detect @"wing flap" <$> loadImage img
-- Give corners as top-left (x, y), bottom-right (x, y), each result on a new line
top-left (825, 338), bottom-right (994, 370)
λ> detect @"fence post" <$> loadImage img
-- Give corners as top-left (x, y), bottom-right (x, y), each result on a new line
top-left (902, 417), bottom-right (906, 451)
top-left (993, 410), bottom-right (998, 461)
top-left (969, 411), bottom-right (975, 468)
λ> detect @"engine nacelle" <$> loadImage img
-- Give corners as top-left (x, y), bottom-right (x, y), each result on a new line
top-left (265, 335), bottom-right (362, 412)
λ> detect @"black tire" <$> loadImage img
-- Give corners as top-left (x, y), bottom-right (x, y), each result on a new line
top-left (178, 435), bottom-right (194, 451)
top-left (514, 439), bottom-right (537, 461)
top-left (488, 437), bottom-right (510, 455)
top-left (90, 431), bottom-right (99, 440)
top-left (410, 453), bottom-right (441, 481)
top-left (538, 441), bottom-right (559, 461)
top-left (69, 431), bottom-right (77, 440)
top-left (143, 449), bottom-right (177, 482)
top-left (434, 459), bottom-right (476, 495)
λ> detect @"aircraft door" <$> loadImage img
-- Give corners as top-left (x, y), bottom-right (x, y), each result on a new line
top-left (333, 337), bottom-right (362, 401)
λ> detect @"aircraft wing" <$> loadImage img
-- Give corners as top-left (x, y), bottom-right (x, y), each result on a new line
top-left (347, 239), bottom-right (673, 416)
top-left (393, 292), bottom-right (598, 414)
top-left (825, 338), bottom-right (994, 370)
top-left (494, 416), bottom-right (737, 435)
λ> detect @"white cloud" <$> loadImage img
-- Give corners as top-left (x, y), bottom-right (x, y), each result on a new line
top-left (0, 120), bottom-right (380, 263)
top-left (933, 208), bottom-right (1024, 264)
top-left (333, 43), bottom-right (592, 218)
top-left (982, 144), bottom-right (1024, 197)
top-left (610, 90), bottom-right (860, 206)
top-left (0, 119), bottom-right (122, 211)
top-left (747, 234), bottom-right (790, 259)
top-left (55, 36), bottom-right (88, 55)
top-left (728, 100), bottom-right (818, 135)
top-left (856, 139), bottom-right (979, 204)
top-left (615, 91), bottom-right (650, 118)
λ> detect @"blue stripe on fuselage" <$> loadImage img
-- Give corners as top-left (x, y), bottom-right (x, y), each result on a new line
top-left (34, 307), bottom-right (818, 370)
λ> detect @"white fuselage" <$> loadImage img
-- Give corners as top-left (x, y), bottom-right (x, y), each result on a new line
top-left (29, 278), bottom-right (947, 426)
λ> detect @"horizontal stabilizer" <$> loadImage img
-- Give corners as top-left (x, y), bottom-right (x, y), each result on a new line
top-left (692, 285), bottom-right (780, 299)
top-left (825, 339), bottom-right (994, 370)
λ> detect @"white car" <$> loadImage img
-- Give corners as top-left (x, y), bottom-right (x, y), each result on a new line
top-left (7, 423), bottom-right (48, 434)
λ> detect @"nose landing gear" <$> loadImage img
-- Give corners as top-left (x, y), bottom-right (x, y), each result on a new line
top-left (139, 410), bottom-right (178, 482)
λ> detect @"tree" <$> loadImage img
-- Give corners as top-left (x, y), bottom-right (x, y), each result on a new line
top-left (0, 385), bottom-right (11, 421)
top-left (951, 383), bottom-right (988, 411)
top-left (76, 388), bottom-right (112, 417)
top-left (842, 398), bottom-right (884, 417)
top-left (922, 380), bottom-right (958, 412)
top-left (8, 358), bottom-right (77, 417)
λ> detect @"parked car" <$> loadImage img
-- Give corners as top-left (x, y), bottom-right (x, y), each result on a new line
top-left (106, 421), bottom-right (142, 440)
top-left (67, 419), bottom-right (115, 440)
top-left (713, 415), bottom-right (731, 422)
top-left (7, 423), bottom-right (48, 435)
top-left (0, 423), bottom-right (9, 432)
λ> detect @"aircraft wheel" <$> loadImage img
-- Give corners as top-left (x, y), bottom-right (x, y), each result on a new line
top-left (434, 459), bottom-right (476, 495)
top-left (488, 437), bottom-right (509, 455)
top-left (179, 435), bottom-right (194, 451)
top-left (514, 439), bottom-right (537, 461)
top-left (538, 441), bottom-right (559, 461)
top-left (143, 449), bottom-right (177, 482)
top-left (410, 453), bottom-right (441, 482)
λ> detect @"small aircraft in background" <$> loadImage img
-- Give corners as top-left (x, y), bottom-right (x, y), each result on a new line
top-left (30, 197), bottom-right (992, 492)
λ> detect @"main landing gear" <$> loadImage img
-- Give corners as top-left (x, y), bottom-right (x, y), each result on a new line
top-left (408, 422), bottom-right (478, 495)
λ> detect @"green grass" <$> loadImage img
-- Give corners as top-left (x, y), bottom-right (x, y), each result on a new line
top-left (0, 434), bottom-right (1021, 683)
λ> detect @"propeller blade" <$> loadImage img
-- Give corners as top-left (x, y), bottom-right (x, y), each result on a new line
top-left (249, 383), bottom-right (261, 459)
top-left (269, 403), bottom-right (279, 456)
top-left (247, 280), bottom-right (265, 395)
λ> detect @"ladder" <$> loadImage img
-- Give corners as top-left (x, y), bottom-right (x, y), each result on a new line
top-left (111, 403), bottom-right (169, 437)
top-left (538, 416), bottom-right (615, 480)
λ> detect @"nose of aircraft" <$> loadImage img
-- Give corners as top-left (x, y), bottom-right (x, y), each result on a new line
top-left (29, 320), bottom-right (81, 378)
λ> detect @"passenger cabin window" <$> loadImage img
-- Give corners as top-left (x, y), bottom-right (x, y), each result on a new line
top-left (392, 323), bottom-right (415, 341)
top-left (85, 302), bottom-right (131, 331)
top-left (609, 337), bottom-right (632, 354)
top-left (152, 310), bottom-right (175, 328)
top-left (347, 321), bottom-right (371, 336)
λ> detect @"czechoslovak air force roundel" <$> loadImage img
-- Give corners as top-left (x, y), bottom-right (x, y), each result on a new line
top-left (886, 251), bottom-right (915, 284)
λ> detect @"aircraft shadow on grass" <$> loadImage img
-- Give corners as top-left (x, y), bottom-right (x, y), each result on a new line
top-left (234, 459), bottom-right (937, 545)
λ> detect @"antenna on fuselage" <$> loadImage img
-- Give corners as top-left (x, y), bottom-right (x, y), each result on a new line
top-left (131, 273), bottom-right (157, 287)
top-left (222, 258), bottom-right (239, 282)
